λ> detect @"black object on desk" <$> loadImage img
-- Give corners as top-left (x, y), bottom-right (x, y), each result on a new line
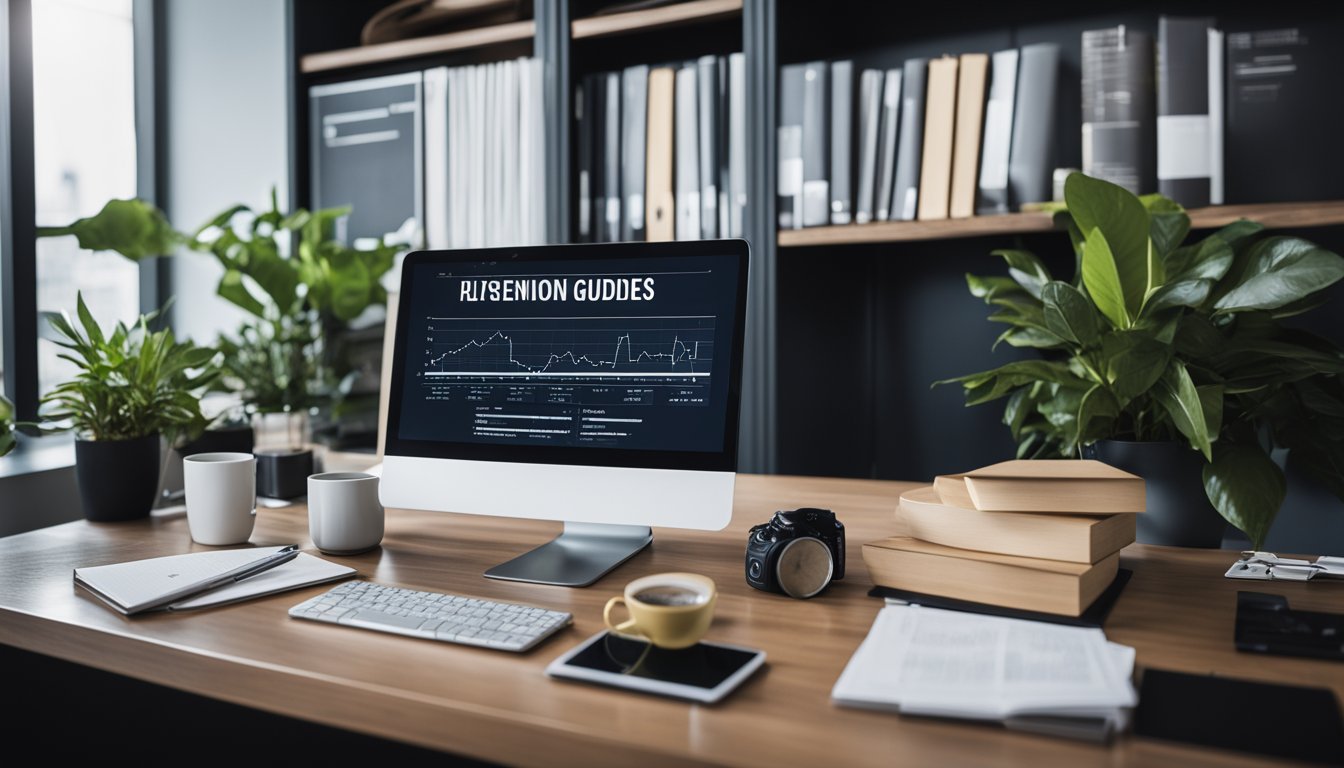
top-left (1236, 591), bottom-right (1344, 662)
top-left (1134, 668), bottom-right (1344, 765)
top-left (867, 568), bottom-right (1132, 629)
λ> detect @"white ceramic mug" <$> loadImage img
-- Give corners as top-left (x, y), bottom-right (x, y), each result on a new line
top-left (308, 472), bottom-right (384, 555)
top-left (183, 452), bottom-right (257, 546)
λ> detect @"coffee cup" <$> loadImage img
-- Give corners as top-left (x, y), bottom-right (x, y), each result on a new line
top-left (183, 452), bottom-right (257, 546)
top-left (603, 573), bottom-right (717, 650)
top-left (308, 472), bottom-right (383, 555)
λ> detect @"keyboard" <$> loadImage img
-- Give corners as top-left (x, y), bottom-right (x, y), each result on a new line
top-left (289, 581), bottom-right (573, 652)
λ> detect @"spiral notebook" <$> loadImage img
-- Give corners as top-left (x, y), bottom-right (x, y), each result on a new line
top-left (74, 546), bottom-right (356, 615)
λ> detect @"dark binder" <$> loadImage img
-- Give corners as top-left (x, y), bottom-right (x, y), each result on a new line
top-left (620, 65), bottom-right (649, 241)
top-left (716, 55), bottom-right (731, 239)
top-left (800, 60), bottom-right (829, 227)
top-left (1008, 43), bottom-right (1059, 209)
top-left (590, 73), bottom-right (607, 242)
top-left (890, 59), bottom-right (927, 221)
top-left (855, 69), bottom-right (884, 224)
top-left (1158, 16), bottom-right (1215, 208)
top-left (310, 72), bottom-right (423, 245)
top-left (1082, 27), bottom-right (1156, 195)
top-left (830, 60), bottom-right (854, 225)
top-left (873, 68), bottom-right (902, 221)
top-left (1225, 25), bottom-right (1344, 204)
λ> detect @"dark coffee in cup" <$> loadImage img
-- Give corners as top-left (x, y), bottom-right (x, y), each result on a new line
top-left (633, 585), bottom-right (708, 607)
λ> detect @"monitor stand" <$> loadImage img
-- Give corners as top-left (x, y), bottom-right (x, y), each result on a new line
top-left (484, 522), bottom-right (653, 587)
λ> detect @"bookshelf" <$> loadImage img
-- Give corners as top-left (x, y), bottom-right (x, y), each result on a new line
top-left (778, 201), bottom-right (1344, 248)
top-left (286, 1), bottom-right (1344, 482)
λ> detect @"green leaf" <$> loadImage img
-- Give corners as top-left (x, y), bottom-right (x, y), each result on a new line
top-left (1197, 384), bottom-right (1224, 438)
top-left (1066, 172), bottom-right (1154, 316)
top-left (75, 293), bottom-right (105, 347)
top-left (1139, 193), bottom-right (1191, 258)
top-left (1142, 279), bottom-right (1213, 315)
top-left (1213, 236), bottom-right (1344, 313)
top-left (967, 274), bottom-right (1027, 302)
top-left (1102, 331), bottom-right (1172, 401)
top-left (325, 249), bottom-right (374, 322)
top-left (1078, 384), bottom-right (1121, 444)
top-left (1210, 219), bottom-right (1265, 251)
top-left (994, 326), bottom-right (1066, 349)
top-left (1081, 228), bottom-right (1130, 329)
top-left (1165, 236), bottom-right (1234, 282)
top-left (937, 359), bottom-right (1087, 406)
top-left (1153, 361), bottom-right (1213, 461)
top-left (994, 249), bottom-right (1052, 299)
top-left (216, 270), bottom-right (268, 318)
top-left (1203, 443), bottom-right (1286, 548)
top-left (36, 199), bottom-right (182, 260)
top-left (1041, 281), bottom-right (1103, 347)
top-left (239, 247), bottom-right (301, 313)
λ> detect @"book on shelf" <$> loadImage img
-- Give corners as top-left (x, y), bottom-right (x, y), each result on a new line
top-left (645, 66), bottom-right (676, 241)
top-left (916, 56), bottom-right (958, 221)
top-left (829, 60), bottom-right (854, 225)
top-left (1157, 16), bottom-right (1218, 208)
top-left (727, 52), bottom-right (747, 238)
top-left (621, 64), bottom-right (650, 241)
top-left (675, 64), bottom-right (701, 240)
top-left (800, 60), bottom-right (830, 228)
top-left (977, 49), bottom-right (1018, 215)
top-left (1007, 43), bottom-right (1059, 210)
top-left (697, 55), bottom-right (721, 238)
top-left (873, 67), bottom-right (902, 222)
top-left (1208, 28), bottom-right (1224, 205)
top-left (1225, 24), bottom-right (1344, 204)
top-left (949, 53), bottom-right (988, 219)
top-left (715, 54), bottom-right (731, 238)
top-left (854, 68), bottom-right (884, 225)
top-left (897, 486), bottom-right (1136, 564)
top-left (890, 59), bottom-right (926, 221)
top-left (777, 63), bottom-right (805, 230)
top-left (576, 75), bottom-right (595, 241)
top-left (310, 71), bottom-right (423, 247)
top-left (602, 71), bottom-right (622, 242)
top-left (863, 536), bottom-right (1121, 617)
top-left (1082, 26), bottom-right (1156, 196)
top-left (940, 459), bottom-right (1146, 514)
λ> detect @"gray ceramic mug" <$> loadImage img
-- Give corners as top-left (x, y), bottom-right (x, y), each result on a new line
top-left (307, 472), bottom-right (384, 555)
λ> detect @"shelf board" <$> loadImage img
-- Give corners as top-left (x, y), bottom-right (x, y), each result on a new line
top-left (777, 200), bottom-right (1344, 248)
top-left (300, 20), bottom-right (536, 74)
top-left (572, 0), bottom-right (742, 40)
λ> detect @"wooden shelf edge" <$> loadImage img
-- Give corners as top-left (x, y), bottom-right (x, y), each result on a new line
top-left (300, 20), bottom-right (536, 74)
top-left (572, 0), bottom-right (742, 41)
top-left (777, 200), bottom-right (1344, 248)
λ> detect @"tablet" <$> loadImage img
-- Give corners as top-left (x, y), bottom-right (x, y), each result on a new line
top-left (546, 631), bottom-right (766, 704)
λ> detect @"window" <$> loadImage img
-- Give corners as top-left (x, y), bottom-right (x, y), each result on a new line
top-left (31, 0), bottom-right (139, 396)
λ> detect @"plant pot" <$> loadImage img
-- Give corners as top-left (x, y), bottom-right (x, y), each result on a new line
top-left (74, 433), bottom-right (161, 522)
top-left (1090, 439), bottom-right (1227, 548)
top-left (179, 423), bottom-right (255, 457)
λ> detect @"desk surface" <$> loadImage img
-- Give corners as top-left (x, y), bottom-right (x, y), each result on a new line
top-left (1, 473), bottom-right (1340, 767)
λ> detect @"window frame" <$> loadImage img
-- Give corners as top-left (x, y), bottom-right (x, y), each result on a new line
top-left (0, 0), bottom-right (164, 424)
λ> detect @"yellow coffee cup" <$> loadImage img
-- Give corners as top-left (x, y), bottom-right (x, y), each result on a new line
top-left (603, 573), bottom-right (717, 650)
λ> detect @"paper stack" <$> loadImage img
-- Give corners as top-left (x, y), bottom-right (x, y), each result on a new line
top-left (864, 460), bottom-right (1142, 617)
top-left (833, 604), bottom-right (1137, 742)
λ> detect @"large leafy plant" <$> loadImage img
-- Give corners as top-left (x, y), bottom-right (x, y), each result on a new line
top-left (37, 191), bottom-right (399, 414)
top-left (39, 293), bottom-right (219, 443)
top-left (942, 173), bottom-right (1344, 547)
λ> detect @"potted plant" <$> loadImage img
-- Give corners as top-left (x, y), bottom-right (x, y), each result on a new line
top-left (941, 172), bottom-right (1344, 548)
top-left (39, 294), bottom-right (219, 521)
top-left (0, 394), bottom-right (15, 457)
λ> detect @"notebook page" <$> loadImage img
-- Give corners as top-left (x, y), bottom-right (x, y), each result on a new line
top-left (75, 547), bottom-right (289, 611)
top-left (171, 553), bottom-right (354, 610)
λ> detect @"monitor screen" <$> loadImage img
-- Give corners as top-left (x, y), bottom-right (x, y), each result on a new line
top-left (386, 243), bottom-right (748, 472)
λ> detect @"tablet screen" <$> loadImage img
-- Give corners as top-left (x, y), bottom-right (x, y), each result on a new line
top-left (563, 632), bottom-right (759, 690)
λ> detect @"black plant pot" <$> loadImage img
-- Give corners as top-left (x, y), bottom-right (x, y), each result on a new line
top-left (179, 424), bottom-right (255, 457)
top-left (74, 433), bottom-right (161, 522)
top-left (1090, 439), bottom-right (1227, 547)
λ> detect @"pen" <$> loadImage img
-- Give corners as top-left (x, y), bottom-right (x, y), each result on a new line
top-left (130, 545), bottom-right (303, 615)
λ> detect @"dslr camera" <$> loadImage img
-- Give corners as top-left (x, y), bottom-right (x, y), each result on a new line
top-left (745, 508), bottom-right (845, 598)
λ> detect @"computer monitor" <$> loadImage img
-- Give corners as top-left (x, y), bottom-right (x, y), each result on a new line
top-left (381, 240), bottom-right (750, 586)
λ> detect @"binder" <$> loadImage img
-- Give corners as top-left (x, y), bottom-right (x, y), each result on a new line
top-left (674, 65), bottom-right (700, 240)
top-left (977, 49), bottom-right (1018, 215)
top-left (575, 78), bottom-right (593, 241)
top-left (1008, 43), bottom-right (1059, 210)
top-left (777, 64), bottom-right (805, 230)
top-left (873, 67), bottom-right (902, 221)
top-left (716, 55), bottom-right (731, 239)
top-left (949, 53), bottom-right (988, 219)
top-left (801, 60), bottom-right (830, 227)
top-left (854, 69), bottom-right (884, 225)
top-left (890, 59), bottom-right (927, 221)
top-left (645, 67), bottom-right (676, 242)
top-left (727, 53), bottom-right (747, 238)
top-left (1208, 29), bottom-right (1224, 205)
top-left (830, 60), bottom-right (854, 225)
top-left (1158, 17), bottom-right (1215, 208)
top-left (621, 64), bottom-right (650, 241)
top-left (917, 56), bottom-right (959, 221)
top-left (697, 55), bottom-right (720, 239)
top-left (603, 71), bottom-right (622, 242)
top-left (1082, 27), bottom-right (1156, 195)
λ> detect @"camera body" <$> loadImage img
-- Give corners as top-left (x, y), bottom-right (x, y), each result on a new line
top-left (745, 508), bottom-right (845, 598)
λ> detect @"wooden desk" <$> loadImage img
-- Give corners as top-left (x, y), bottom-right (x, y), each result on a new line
top-left (0, 474), bottom-right (1339, 766)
